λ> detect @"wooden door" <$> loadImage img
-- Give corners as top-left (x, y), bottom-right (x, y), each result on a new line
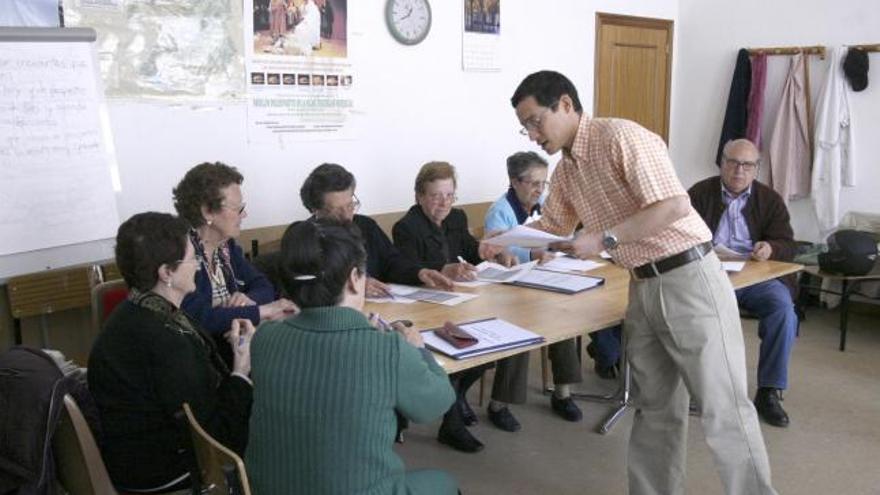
top-left (595, 13), bottom-right (673, 142)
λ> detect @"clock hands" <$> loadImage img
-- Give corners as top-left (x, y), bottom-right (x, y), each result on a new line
top-left (397, 6), bottom-right (413, 22)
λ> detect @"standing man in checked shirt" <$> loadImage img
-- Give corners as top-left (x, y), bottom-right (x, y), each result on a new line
top-left (507, 71), bottom-right (777, 495)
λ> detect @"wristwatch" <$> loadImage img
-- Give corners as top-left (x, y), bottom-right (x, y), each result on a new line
top-left (602, 230), bottom-right (619, 250)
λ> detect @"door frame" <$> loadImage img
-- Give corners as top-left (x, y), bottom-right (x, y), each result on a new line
top-left (594, 12), bottom-right (674, 142)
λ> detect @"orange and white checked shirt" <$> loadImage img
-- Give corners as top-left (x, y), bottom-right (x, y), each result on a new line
top-left (532, 115), bottom-right (711, 269)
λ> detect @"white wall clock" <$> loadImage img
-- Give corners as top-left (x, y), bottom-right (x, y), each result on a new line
top-left (385, 0), bottom-right (432, 46)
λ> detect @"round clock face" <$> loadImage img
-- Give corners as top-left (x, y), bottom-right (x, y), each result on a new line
top-left (386, 0), bottom-right (432, 45)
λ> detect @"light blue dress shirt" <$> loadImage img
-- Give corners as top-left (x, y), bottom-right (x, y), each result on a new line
top-left (484, 193), bottom-right (545, 263)
top-left (713, 183), bottom-right (754, 255)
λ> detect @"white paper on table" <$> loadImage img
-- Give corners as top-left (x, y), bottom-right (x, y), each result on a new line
top-left (474, 260), bottom-right (538, 283)
top-left (454, 280), bottom-right (491, 288)
top-left (482, 225), bottom-right (572, 248)
top-left (721, 261), bottom-right (746, 272)
top-left (422, 318), bottom-right (545, 359)
top-left (714, 244), bottom-right (749, 260)
top-left (387, 284), bottom-right (479, 306)
top-left (599, 251), bottom-right (613, 259)
top-left (365, 295), bottom-right (417, 304)
top-left (513, 268), bottom-right (604, 293)
top-left (542, 253), bottom-right (604, 272)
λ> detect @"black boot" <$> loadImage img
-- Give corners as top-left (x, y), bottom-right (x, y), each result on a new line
top-left (437, 408), bottom-right (484, 453)
top-left (754, 387), bottom-right (790, 427)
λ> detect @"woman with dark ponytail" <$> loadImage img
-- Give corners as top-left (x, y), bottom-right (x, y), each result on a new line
top-left (246, 219), bottom-right (459, 494)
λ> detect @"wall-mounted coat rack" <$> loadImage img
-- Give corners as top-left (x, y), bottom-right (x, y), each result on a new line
top-left (746, 45), bottom-right (826, 59)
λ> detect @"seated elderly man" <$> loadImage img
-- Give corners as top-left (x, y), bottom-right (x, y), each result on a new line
top-left (687, 138), bottom-right (798, 428)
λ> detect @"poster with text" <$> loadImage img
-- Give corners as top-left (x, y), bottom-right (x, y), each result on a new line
top-left (245, 0), bottom-right (356, 143)
top-left (462, 0), bottom-right (500, 71)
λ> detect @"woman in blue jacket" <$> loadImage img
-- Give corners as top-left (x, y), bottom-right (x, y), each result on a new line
top-left (173, 162), bottom-right (296, 350)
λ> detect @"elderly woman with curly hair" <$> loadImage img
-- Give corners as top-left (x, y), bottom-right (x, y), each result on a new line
top-left (173, 162), bottom-right (296, 349)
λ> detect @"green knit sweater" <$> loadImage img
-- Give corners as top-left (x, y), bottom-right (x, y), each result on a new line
top-left (246, 307), bottom-right (455, 494)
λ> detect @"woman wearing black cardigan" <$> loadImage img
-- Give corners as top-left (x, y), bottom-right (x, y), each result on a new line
top-left (88, 212), bottom-right (255, 493)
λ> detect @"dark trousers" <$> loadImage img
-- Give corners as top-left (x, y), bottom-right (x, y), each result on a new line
top-left (490, 338), bottom-right (583, 404)
top-left (589, 326), bottom-right (622, 368)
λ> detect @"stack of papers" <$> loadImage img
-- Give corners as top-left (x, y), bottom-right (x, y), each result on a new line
top-left (722, 261), bottom-right (746, 272)
top-left (474, 260), bottom-right (538, 283)
top-left (422, 318), bottom-right (545, 360)
top-left (366, 284), bottom-right (479, 306)
top-left (508, 268), bottom-right (605, 294)
top-left (541, 253), bottom-right (604, 273)
top-left (482, 225), bottom-right (572, 248)
top-left (714, 244), bottom-right (749, 260)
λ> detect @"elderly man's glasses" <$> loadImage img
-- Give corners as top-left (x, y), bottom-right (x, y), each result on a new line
top-left (518, 103), bottom-right (557, 136)
top-left (722, 157), bottom-right (759, 172)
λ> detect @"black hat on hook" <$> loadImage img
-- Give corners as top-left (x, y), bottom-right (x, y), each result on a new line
top-left (843, 47), bottom-right (869, 92)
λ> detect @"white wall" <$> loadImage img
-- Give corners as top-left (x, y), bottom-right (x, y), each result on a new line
top-left (109, 0), bottom-right (677, 231)
top-left (671, 0), bottom-right (880, 242)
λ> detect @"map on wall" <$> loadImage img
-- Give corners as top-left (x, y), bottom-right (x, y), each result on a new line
top-left (61, 0), bottom-right (245, 99)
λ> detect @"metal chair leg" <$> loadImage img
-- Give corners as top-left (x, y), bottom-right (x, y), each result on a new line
top-left (565, 332), bottom-right (632, 434)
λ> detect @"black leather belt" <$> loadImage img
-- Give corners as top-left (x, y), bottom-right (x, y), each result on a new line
top-left (632, 242), bottom-right (713, 279)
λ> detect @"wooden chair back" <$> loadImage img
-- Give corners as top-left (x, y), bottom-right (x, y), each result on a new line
top-left (52, 394), bottom-right (118, 495)
top-left (182, 403), bottom-right (252, 495)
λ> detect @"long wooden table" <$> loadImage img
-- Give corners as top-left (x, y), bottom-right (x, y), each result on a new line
top-left (366, 259), bottom-right (803, 374)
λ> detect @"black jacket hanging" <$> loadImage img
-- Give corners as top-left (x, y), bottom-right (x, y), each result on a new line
top-left (716, 48), bottom-right (752, 165)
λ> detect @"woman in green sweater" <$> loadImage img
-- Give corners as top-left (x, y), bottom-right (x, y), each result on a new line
top-left (246, 219), bottom-right (458, 494)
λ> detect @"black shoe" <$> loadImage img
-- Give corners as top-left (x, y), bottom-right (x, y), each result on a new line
top-left (754, 387), bottom-right (790, 428)
top-left (587, 342), bottom-right (619, 380)
top-left (459, 398), bottom-right (478, 426)
top-left (488, 406), bottom-right (521, 432)
top-left (550, 395), bottom-right (583, 422)
top-left (438, 423), bottom-right (484, 453)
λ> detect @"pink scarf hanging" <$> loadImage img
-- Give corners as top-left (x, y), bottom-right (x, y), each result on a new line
top-left (746, 53), bottom-right (768, 149)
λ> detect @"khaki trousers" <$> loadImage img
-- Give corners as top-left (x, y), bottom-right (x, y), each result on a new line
top-left (625, 252), bottom-right (777, 495)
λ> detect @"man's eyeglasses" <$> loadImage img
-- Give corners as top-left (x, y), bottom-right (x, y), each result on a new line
top-left (517, 177), bottom-right (551, 189)
top-left (221, 202), bottom-right (247, 215)
top-left (722, 157), bottom-right (759, 172)
top-left (518, 102), bottom-right (557, 136)
top-left (426, 192), bottom-right (457, 204)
